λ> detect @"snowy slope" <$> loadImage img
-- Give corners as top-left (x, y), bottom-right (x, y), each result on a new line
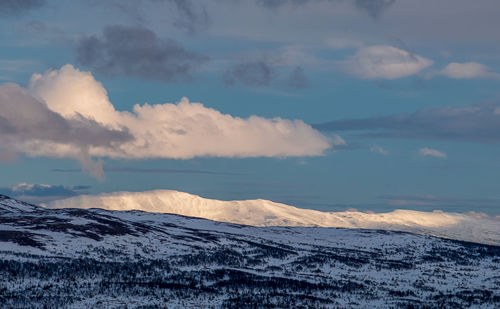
top-left (1, 195), bottom-right (500, 308)
top-left (45, 190), bottom-right (500, 246)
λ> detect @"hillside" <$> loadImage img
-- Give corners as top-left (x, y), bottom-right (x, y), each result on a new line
top-left (46, 190), bottom-right (500, 246)
top-left (1, 194), bottom-right (499, 308)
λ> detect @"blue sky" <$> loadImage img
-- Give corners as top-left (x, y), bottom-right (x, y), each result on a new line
top-left (1, 0), bottom-right (500, 214)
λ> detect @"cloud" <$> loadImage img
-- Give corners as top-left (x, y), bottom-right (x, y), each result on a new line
top-left (284, 66), bottom-right (308, 89)
top-left (370, 145), bottom-right (389, 155)
top-left (326, 37), bottom-right (363, 50)
top-left (314, 101), bottom-right (500, 143)
top-left (419, 147), bottom-right (447, 158)
top-left (254, 0), bottom-right (396, 19)
top-left (52, 166), bottom-right (235, 176)
top-left (354, 0), bottom-right (395, 19)
top-left (434, 62), bottom-right (500, 79)
top-left (0, 0), bottom-right (43, 16)
top-left (0, 148), bottom-right (17, 162)
top-left (223, 60), bottom-right (274, 87)
top-left (0, 183), bottom-right (88, 203)
top-left (3, 64), bottom-right (332, 178)
top-left (222, 56), bottom-right (310, 89)
top-left (76, 25), bottom-right (208, 83)
top-left (169, 0), bottom-right (210, 34)
top-left (254, 0), bottom-right (310, 9)
top-left (379, 194), bottom-right (500, 209)
top-left (87, 0), bottom-right (210, 34)
top-left (340, 45), bottom-right (433, 79)
top-left (0, 81), bottom-right (133, 179)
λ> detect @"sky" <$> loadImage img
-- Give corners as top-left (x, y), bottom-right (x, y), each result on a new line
top-left (1, 0), bottom-right (500, 214)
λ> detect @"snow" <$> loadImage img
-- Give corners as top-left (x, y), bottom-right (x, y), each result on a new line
top-left (45, 190), bottom-right (500, 246)
top-left (1, 195), bottom-right (499, 307)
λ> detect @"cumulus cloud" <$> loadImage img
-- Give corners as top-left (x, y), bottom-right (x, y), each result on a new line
top-left (76, 25), bottom-right (208, 83)
top-left (370, 145), bottom-right (389, 155)
top-left (0, 0), bottom-right (43, 16)
top-left (419, 147), bottom-right (447, 159)
top-left (0, 183), bottom-right (88, 203)
top-left (0, 81), bottom-right (133, 179)
top-left (435, 62), bottom-right (500, 79)
top-left (315, 101), bottom-right (500, 143)
top-left (2, 64), bottom-right (332, 178)
top-left (340, 45), bottom-right (433, 79)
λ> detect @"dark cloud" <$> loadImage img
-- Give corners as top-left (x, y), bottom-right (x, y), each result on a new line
top-left (0, 184), bottom-right (77, 198)
top-left (52, 166), bottom-right (235, 176)
top-left (0, 149), bottom-right (17, 162)
top-left (223, 60), bottom-right (274, 87)
top-left (76, 25), bottom-right (208, 83)
top-left (223, 60), bottom-right (309, 89)
top-left (354, 0), bottom-right (395, 19)
top-left (285, 66), bottom-right (308, 89)
top-left (0, 183), bottom-right (90, 203)
top-left (169, 0), bottom-right (210, 34)
top-left (255, 0), bottom-right (309, 9)
top-left (0, 83), bottom-right (132, 148)
top-left (0, 83), bottom-right (132, 179)
top-left (72, 185), bottom-right (92, 190)
top-left (86, 0), bottom-right (210, 34)
top-left (314, 102), bottom-right (500, 143)
top-left (253, 0), bottom-right (396, 18)
top-left (0, 0), bottom-right (43, 16)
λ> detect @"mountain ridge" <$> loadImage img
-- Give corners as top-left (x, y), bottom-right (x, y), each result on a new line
top-left (1, 195), bottom-right (500, 307)
top-left (45, 189), bottom-right (500, 246)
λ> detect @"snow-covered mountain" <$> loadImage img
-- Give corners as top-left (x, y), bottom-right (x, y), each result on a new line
top-left (45, 189), bottom-right (500, 246)
top-left (1, 194), bottom-right (499, 308)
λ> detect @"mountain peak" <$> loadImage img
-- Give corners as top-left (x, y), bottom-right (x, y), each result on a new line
top-left (0, 195), bottom-right (41, 213)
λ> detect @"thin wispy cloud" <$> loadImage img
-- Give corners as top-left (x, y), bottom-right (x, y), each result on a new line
top-left (0, 0), bottom-right (44, 16)
top-left (315, 101), bottom-right (500, 143)
top-left (419, 147), bottom-right (447, 159)
top-left (433, 62), bottom-right (500, 79)
top-left (370, 145), bottom-right (389, 155)
top-left (254, 0), bottom-right (397, 19)
top-left (52, 166), bottom-right (236, 176)
top-left (339, 45), bottom-right (433, 79)
top-left (379, 194), bottom-right (500, 210)
top-left (223, 60), bottom-right (274, 87)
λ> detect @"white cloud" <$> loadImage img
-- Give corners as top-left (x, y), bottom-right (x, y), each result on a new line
top-left (370, 145), bottom-right (389, 155)
top-left (435, 62), bottom-right (500, 79)
top-left (45, 189), bottom-right (500, 246)
top-left (340, 45), bottom-right (433, 79)
top-left (419, 147), bottom-right (447, 158)
top-left (1, 65), bottom-right (333, 178)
